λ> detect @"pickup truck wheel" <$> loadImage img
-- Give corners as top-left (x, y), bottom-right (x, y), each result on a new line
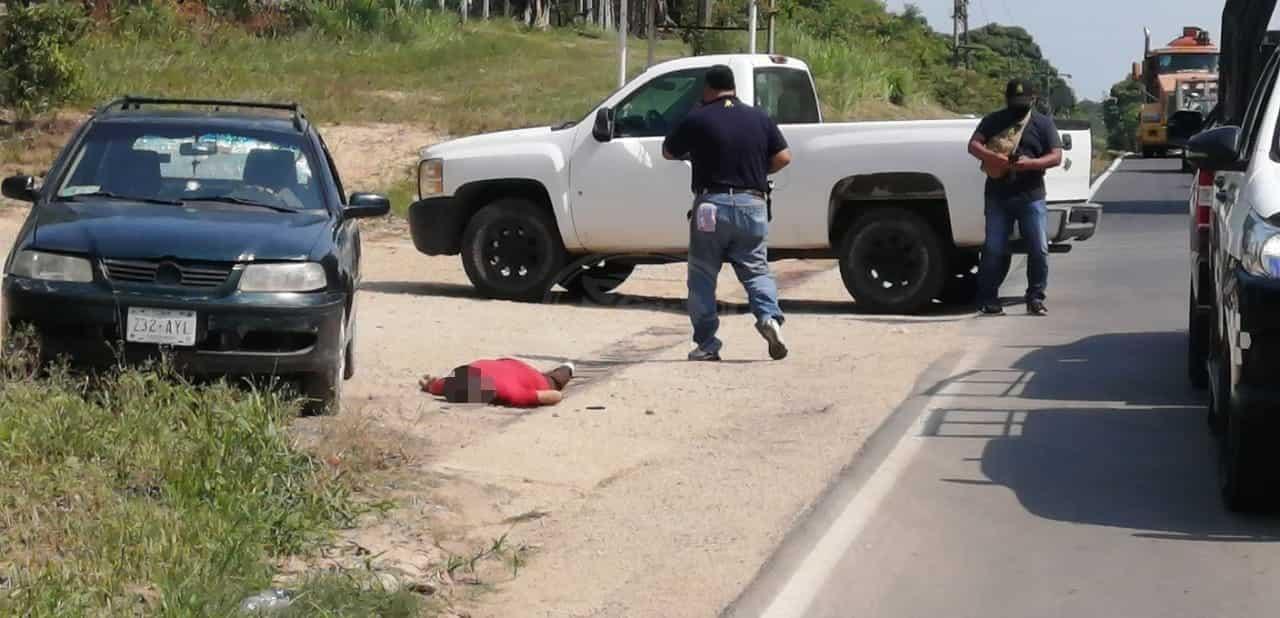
top-left (1220, 407), bottom-right (1276, 512)
top-left (839, 208), bottom-right (946, 314)
top-left (462, 199), bottom-right (567, 302)
top-left (561, 260), bottom-right (635, 297)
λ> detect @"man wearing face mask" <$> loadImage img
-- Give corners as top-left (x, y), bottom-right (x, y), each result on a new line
top-left (967, 78), bottom-right (1063, 317)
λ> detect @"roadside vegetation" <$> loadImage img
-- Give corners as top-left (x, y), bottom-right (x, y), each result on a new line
top-left (0, 334), bottom-right (422, 615)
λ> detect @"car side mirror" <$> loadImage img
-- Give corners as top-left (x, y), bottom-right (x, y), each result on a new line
top-left (1168, 110), bottom-right (1205, 144)
top-left (592, 108), bottom-right (615, 143)
top-left (1185, 126), bottom-right (1242, 168)
top-left (1061, 134), bottom-right (1073, 150)
top-left (2, 175), bottom-right (38, 203)
top-left (345, 193), bottom-right (391, 219)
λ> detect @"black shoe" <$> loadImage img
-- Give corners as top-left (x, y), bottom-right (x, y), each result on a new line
top-left (1027, 300), bottom-right (1048, 316)
top-left (978, 303), bottom-right (1005, 316)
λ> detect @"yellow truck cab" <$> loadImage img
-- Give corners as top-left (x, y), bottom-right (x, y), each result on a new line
top-left (1133, 26), bottom-right (1220, 158)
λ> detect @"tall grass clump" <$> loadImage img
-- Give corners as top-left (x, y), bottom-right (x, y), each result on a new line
top-left (0, 335), bottom-right (415, 615)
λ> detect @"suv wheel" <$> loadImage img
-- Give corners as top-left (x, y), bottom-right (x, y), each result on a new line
top-left (1187, 286), bottom-right (1209, 389)
top-left (838, 208), bottom-right (946, 314)
top-left (462, 198), bottom-right (567, 302)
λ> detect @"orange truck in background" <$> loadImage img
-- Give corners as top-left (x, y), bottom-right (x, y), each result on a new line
top-left (1132, 26), bottom-right (1220, 158)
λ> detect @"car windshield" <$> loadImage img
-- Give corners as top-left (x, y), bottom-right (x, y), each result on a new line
top-left (56, 122), bottom-right (327, 212)
top-left (1157, 53), bottom-right (1219, 74)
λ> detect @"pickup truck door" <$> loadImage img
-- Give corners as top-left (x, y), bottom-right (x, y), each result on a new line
top-left (570, 68), bottom-right (707, 253)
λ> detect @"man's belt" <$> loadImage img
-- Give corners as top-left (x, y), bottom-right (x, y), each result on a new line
top-left (698, 186), bottom-right (767, 199)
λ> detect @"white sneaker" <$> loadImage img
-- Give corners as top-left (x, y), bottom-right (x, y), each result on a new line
top-left (756, 318), bottom-right (788, 360)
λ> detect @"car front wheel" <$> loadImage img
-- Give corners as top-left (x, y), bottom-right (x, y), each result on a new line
top-left (1188, 286), bottom-right (1209, 389)
top-left (301, 321), bottom-right (345, 416)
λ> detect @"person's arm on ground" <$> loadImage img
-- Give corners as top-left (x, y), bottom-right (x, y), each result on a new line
top-left (536, 390), bottom-right (564, 405)
top-left (419, 375), bottom-right (446, 396)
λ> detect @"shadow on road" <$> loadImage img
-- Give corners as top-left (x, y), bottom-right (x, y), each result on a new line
top-left (926, 405), bottom-right (1280, 541)
top-left (924, 330), bottom-right (1280, 539)
top-left (362, 280), bottom-right (976, 319)
top-left (927, 331), bottom-right (1195, 406)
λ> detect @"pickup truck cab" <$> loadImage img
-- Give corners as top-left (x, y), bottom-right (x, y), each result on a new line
top-left (409, 54), bottom-right (1101, 314)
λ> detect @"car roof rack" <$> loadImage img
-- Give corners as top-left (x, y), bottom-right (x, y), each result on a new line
top-left (99, 96), bottom-right (309, 131)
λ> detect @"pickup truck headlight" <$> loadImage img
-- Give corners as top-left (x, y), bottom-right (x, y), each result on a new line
top-left (1243, 212), bottom-right (1280, 278)
top-left (10, 250), bottom-right (93, 282)
top-left (238, 263), bottom-right (327, 292)
top-left (418, 159), bottom-right (444, 199)
top-left (1142, 111), bottom-right (1162, 123)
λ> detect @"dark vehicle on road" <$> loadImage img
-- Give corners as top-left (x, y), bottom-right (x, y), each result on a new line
top-left (0, 97), bottom-right (390, 414)
top-left (1183, 104), bottom-right (1221, 390)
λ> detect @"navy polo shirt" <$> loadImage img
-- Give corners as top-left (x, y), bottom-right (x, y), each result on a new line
top-left (975, 109), bottom-right (1062, 203)
top-left (663, 95), bottom-right (788, 194)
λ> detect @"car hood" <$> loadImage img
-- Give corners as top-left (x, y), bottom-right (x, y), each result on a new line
top-left (30, 201), bottom-right (332, 262)
top-left (421, 126), bottom-right (560, 159)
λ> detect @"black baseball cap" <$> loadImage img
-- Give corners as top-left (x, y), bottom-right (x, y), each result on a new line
top-left (705, 65), bottom-right (736, 92)
top-left (1005, 78), bottom-right (1036, 106)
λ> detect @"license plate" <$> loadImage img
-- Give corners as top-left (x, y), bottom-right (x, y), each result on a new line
top-left (126, 307), bottom-right (197, 347)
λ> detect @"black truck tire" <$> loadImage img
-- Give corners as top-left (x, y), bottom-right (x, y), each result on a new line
top-left (461, 198), bottom-right (567, 302)
top-left (838, 208), bottom-right (946, 314)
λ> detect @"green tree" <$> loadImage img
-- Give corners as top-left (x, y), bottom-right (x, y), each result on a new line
top-left (1103, 78), bottom-right (1143, 151)
top-left (0, 1), bottom-right (87, 120)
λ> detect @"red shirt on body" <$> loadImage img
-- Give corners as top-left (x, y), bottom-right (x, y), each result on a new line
top-left (426, 358), bottom-right (552, 407)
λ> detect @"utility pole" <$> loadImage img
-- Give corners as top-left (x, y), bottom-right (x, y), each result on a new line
top-left (748, 0), bottom-right (758, 54)
top-left (767, 0), bottom-right (776, 54)
top-left (952, 0), bottom-right (969, 67)
top-left (619, 0), bottom-right (628, 87)
top-left (646, 0), bottom-right (656, 68)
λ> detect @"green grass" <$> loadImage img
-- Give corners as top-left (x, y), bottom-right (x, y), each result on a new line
top-left (77, 8), bottom-right (687, 133)
top-left (0, 339), bottom-right (418, 616)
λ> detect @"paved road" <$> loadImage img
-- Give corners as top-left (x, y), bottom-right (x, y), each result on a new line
top-left (729, 158), bottom-right (1280, 618)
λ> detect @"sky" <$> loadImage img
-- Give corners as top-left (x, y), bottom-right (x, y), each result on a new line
top-left (882, 0), bottom-right (1280, 101)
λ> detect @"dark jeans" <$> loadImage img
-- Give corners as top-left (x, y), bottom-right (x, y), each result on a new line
top-left (688, 193), bottom-right (784, 353)
top-left (977, 196), bottom-right (1048, 306)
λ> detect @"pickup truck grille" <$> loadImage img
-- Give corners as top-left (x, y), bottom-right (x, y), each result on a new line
top-left (102, 258), bottom-right (234, 289)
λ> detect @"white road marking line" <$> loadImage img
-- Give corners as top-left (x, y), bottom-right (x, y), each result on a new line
top-left (758, 346), bottom-right (988, 618)
top-left (1089, 154), bottom-right (1127, 199)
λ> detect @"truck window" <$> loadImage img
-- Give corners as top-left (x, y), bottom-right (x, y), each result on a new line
top-left (754, 67), bottom-right (820, 124)
top-left (1157, 53), bottom-right (1219, 74)
top-left (614, 69), bottom-right (707, 138)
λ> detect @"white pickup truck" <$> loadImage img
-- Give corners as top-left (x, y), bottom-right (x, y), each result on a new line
top-left (409, 53), bottom-right (1101, 313)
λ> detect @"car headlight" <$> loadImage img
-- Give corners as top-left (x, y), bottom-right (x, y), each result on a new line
top-left (418, 158), bottom-right (444, 199)
top-left (9, 250), bottom-right (93, 282)
top-left (238, 263), bottom-right (327, 292)
top-left (1243, 212), bottom-right (1280, 278)
top-left (1142, 111), bottom-right (1162, 123)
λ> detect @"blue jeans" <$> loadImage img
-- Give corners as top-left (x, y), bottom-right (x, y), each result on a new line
top-left (977, 197), bottom-right (1048, 306)
top-left (687, 193), bottom-right (784, 353)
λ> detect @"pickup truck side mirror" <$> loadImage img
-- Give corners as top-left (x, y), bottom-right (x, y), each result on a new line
top-left (1061, 134), bottom-right (1073, 150)
top-left (2, 175), bottom-right (38, 203)
top-left (1185, 126), bottom-right (1242, 168)
top-left (592, 108), bottom-right (615, 143)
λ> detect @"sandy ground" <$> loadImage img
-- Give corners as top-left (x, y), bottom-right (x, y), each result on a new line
top-left (0, 126), bottom-right (975, 615)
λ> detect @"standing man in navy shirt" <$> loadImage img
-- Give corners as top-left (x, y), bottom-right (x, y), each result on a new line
top-left (662, 65), bottom-right (793, 361)
top-left (967, 78), bottom-right (1063, 316)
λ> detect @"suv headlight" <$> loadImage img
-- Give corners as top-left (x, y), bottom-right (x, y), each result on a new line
top-left (1243, 212), bottom-right (1280, 278)
top-left (418, 158), bottom-right (444, 199)
top-left (10, 250), bottom-right (93, 282)
top-left (239, 263), bottom-right (327, 292)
